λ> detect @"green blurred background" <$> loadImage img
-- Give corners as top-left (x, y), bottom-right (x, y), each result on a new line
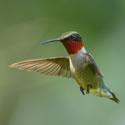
top-left (0, 0), bottom-right (125, 125)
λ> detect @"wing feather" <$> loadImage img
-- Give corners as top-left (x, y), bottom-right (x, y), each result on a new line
top-left (9, 57), bottom-right (73, 78)
top-left (85, 53), bottom-right (104, 77)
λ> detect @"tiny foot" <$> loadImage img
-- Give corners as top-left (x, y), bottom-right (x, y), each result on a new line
top-left (80, 87), bottom-right (85, 95)
top-left (86, 84), bottom-right (93, 94)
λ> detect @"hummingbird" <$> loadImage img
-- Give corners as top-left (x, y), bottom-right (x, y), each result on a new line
top-left (9, 31), bottom-right (119, 103)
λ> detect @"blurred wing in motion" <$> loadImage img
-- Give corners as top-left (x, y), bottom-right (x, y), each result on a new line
top-left (9, 57), bottom-right (73, 78)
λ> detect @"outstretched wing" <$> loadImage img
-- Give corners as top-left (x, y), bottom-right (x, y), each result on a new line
top-left (85, 53), bottom-right (104, 77)
top-left (9, 57), bottom-right (73, 78)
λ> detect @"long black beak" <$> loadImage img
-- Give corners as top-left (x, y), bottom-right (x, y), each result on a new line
top-left (41, 38), bottom-right (62, 45)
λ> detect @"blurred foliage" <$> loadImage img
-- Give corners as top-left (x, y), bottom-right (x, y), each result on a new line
top-left (0, 0), bottom-right (125, 125)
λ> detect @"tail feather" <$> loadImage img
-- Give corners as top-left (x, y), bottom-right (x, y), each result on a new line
top-left (109, 91), bottom-right (120, 103)
top-left (101, 83), bottom-right (120, 103)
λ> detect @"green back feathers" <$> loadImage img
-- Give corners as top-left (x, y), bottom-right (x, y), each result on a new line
top-left (60, 31), bottom-right (79, 39)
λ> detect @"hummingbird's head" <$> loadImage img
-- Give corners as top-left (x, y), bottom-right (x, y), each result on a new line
top-left (42, 31), bottom-right (84, 54)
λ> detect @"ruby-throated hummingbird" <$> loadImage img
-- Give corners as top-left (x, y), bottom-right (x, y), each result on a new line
top-left (10, 31), bottom-right (119, 103)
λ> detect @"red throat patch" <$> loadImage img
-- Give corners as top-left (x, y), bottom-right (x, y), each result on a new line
top-left (62, 40), bottom-right (83, 54)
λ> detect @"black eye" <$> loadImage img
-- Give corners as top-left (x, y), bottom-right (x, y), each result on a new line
top-left (70, 34), bottom-right (81, 41)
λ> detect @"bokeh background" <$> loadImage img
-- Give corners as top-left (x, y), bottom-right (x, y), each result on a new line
top-left (0, 0), bottom-right (125, 125)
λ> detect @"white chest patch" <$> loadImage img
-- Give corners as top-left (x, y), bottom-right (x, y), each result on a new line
top-left (81, 47), bottom-right (87, 53)
top-left (69, 47), bottom-right (87, 73)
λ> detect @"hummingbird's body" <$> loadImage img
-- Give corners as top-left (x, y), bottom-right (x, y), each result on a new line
top-left (10, 31), bottom-right (119, 103)
top-left (69, 48), bottom-right (98, 93)
top-left (69, 49), bottom-right (107, 97)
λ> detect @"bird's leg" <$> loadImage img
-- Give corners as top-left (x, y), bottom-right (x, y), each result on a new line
top-left (80, 86), bottom-right (85, 95)
top-left (86, 84), bottom-right (92, 94)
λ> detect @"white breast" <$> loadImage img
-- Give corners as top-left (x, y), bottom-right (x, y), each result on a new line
top-left (69, 47), bottom-right (87, 73)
